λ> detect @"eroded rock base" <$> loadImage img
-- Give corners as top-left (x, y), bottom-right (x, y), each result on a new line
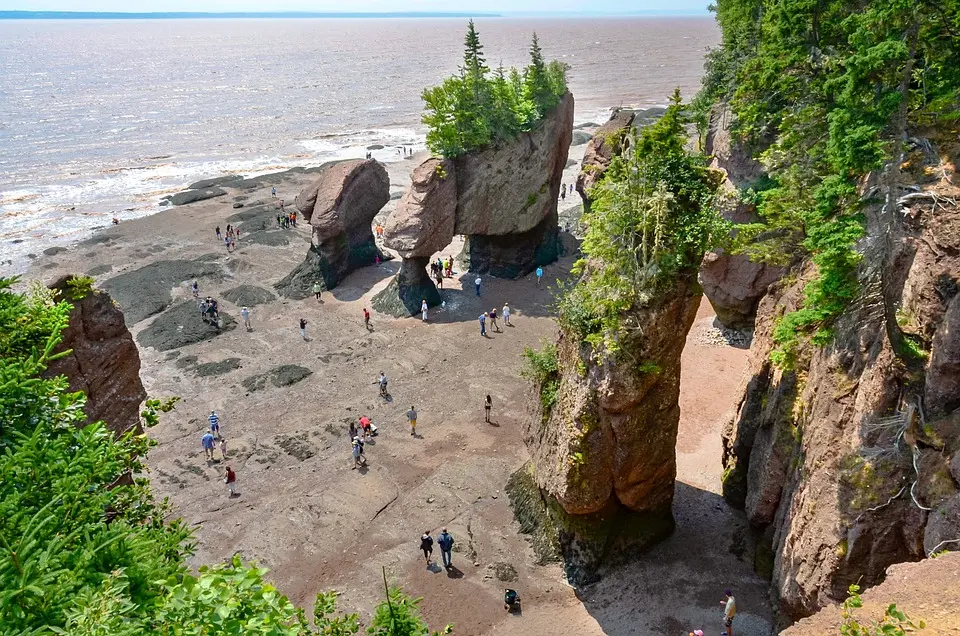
top-left (371, 257), bottom-right (440, 317)
top-left (461, 212), bottom-right (560, 279)
top-left (507, 463), bottom-right (674, 587)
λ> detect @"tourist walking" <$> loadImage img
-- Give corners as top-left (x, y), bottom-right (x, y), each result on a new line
top-left (490, 307), bottom-right (500, 332)
top-left (300, 318), bottom-right (308, 340)
top-left (407, 405), bottom-right (417, 436)
top-left (201, 431), bottom-right (216, 461)
top-left (363, 307), bottom-right (371, 330)
top-left (271, 186), bottom-right (277, 198)
top-left (349, 420), bottom-right (359, 440)
top-left (721, 590), bottom-right (737, 636)
top-left (192, 280), bottom-right (199, 298)
top-left (479, 312), bottom-right (487, 336)
top-left (475, 275), bottom-right (482, 296)
top-left (241, 306), bottom-right (251, 331)
top-left (352, 436), bottom-right (365, 469)
top-left (503, 302), bottom-right (511, 326)
top-left (561, 188), bottom-right (566, 201)
top-left (223, 466), bottom-right (238, 496)
top-left (219, 437), bottom-right (228, 460)
top-left (420, 530), bottom-right (434, 564)
top-left (209, 410), bottom-right (221, 437)
top-left (485, 394), bottom-right (492, 423)
top-left (421, 299), bottom-right (428, 322)
top-left (215, 226), bottom-right (221, 240)
top-left (445, 256), bottom-right (453, 277)
top-left (435, 271), bottom-right (443, 289)
top-left (312, 282), bottom-right (323, 301)
top-left (438, 527), bottom-right (455, 569)
top-left (536, 266), bottom-right (543, 287)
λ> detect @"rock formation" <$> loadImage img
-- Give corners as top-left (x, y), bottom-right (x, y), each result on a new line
top-left (43, 277), bottom-right (146, 435)
top-left (699, 103), bottom-right (785, 328)
top-left (373, 158), bottom-right (455, 316)
top-left (377, 93), bottom-right (573, 314)
top-left (276, 159), bottom-right (389, 298)
top-left (575, 108), bottom-right (636, 211)
top-left (516, 276), bottom-right (702, 583)
top-left (721, 149), bottom-right (960, 620)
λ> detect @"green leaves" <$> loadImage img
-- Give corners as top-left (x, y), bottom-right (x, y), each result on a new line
top-left (421, 23), bottom-right (568, 158)
top-left (840, 584), bottom-right (926, 635)
top-left (558, 93), bottom-right (724, 356)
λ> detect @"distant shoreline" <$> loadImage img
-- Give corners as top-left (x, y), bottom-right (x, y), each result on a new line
top-left (0, 11), bottom-right (501, 20)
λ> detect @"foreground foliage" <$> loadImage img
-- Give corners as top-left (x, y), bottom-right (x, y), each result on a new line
top-left (559, 91), bottom-right (724, 355)
top-left (0, 276), bottom-right (449, 634)
top-left (840, 584), bottom-right (925, 635)
top-left (422, 20), bottom-right (568, 158)
top-left (696, 0), bottom-right (960, 367)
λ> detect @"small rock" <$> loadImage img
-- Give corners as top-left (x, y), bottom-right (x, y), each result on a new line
top-left (427, 497), bottom-right (435, 504)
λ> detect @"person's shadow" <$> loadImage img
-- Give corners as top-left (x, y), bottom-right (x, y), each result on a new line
top-left (486, 420), bottom-right (501, 427)
top-left (445, 565), bottom-right (463, 579)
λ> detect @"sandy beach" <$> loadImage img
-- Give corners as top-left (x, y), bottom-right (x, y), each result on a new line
top-left (22, 138), bottom-right (773, 635)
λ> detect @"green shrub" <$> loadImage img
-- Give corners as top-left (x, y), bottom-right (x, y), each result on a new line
top-left (522, 341), bottom-right (560, 414)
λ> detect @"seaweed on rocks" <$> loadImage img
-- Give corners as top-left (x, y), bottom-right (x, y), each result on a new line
top-left (136, 301), bottom-right (236, 351)
top-left (102, 259), bottom-right (222, 324)
top-left (220, 285), bottom-right (275, 307)
top-left (241, 364), bottom-right (313, 392)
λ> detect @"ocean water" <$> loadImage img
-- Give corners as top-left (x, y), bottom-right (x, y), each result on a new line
top-left (0, 17), bottom-right (718, 272)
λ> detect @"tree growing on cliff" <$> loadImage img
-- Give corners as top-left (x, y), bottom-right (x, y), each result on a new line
top-left (695, 0), bottom-right (960, 367)
top-left (560, 91), bottom-right (725, 353)
top-left (421, 22), bottom-right (568, 158)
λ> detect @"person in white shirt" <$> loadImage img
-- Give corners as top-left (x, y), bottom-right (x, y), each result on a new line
top-left (721, 590), bottom-right (737, 636)
top-left (502, 303), bottom-right (511, 326)
top-left (421, 299), bottom-right (428, 322)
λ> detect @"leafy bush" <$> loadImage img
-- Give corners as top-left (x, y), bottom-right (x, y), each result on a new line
top-left (840, 584), bottom-right (925, 635)
top-left (422, 21), bottom-right (568, 158)
top-left (521, 341), bottom-right (560, 414)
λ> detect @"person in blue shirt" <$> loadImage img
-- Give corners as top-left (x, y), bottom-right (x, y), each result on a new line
top-left (201, 432), bottom-right (216, 461)
top-left (479, 312), bottom-right (487, 336)
top-left (437, 527), bottom-right (455, 569)
top-left (535, 266), bottom-right (543, 286)
top-left (208, 410), bottom-right (221, 437)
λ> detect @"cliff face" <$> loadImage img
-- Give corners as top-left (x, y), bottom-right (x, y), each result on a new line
top-left (699, 104), bottom-right (785, 329)
top-left (44, 278), bottom-right (146, 435)
top-left (722, 136), bottom-right (960, 620)
top-left (520, 276), bottom-right (701, 582)
top-left (277, 159), bottom-right (389, 298)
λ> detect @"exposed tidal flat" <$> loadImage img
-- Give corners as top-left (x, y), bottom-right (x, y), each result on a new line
top-left (0, 16), bottom-right (717, 272)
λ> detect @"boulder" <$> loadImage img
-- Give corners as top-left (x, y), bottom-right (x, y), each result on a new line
top-left (571, 130), bottom-right (592, 146)
top-left (221, 285), bottom-right (276, 307)
top-left (700, 249), bottom-right (785, 329)
top-left (43, 279), bottom-right (146, 436)
top-left (383, 158), bottom-right (457, 259)
top-left (575, 108), bottom-right (636, 210)
top-left (278, 159), bottom-right (389, 296)
top-left (187, 175), bottom-right (243, 190)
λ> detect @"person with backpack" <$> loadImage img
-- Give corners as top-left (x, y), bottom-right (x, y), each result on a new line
top-left (351, 437), bottom-right (365, 469)
top-left (437, 527), bottom-right (455, 569)
top-left (419, 530), bottom-right (434, 565)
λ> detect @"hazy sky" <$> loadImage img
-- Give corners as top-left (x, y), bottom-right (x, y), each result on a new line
top-left (0, 0), bottom-right (712, 14)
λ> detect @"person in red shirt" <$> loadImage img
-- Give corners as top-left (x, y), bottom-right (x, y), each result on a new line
top-left (363, 308), bottom-right (371, 331)
top-left (224, 466), bottom-right (238, 496)
top-left (359, 416), bottom-right (372, 440)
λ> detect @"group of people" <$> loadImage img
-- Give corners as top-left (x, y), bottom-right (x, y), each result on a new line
top-left (215, 224), bottom-right (240, 251)
top-left (430, 256), bottom-right (454, 280)
top-left (276, 209), bottom-right (297, 229)
top-left (479, 303), bottom-right (511, 336)
top-left (199, 410), bottom-right (237, 496)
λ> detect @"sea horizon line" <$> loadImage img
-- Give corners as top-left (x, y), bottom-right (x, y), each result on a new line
top-left (0, 9), bottom-right (711, 20)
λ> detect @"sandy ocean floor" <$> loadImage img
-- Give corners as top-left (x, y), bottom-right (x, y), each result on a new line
top-left (23, 139), bottom-right (774, 636)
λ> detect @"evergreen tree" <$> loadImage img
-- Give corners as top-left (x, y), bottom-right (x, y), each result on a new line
top-left (524, 33), bottom-right (557, 116)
